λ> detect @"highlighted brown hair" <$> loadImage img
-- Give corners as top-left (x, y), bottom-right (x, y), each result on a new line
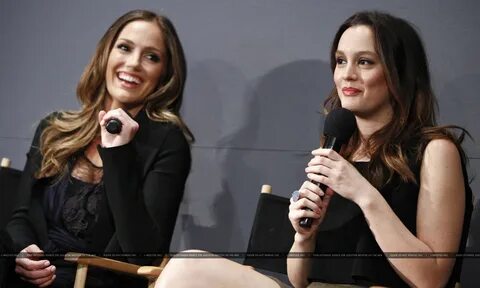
top-left (324, 11), bottom-right (468, 187)
top-left (38, 10), bottom-right (193, 179)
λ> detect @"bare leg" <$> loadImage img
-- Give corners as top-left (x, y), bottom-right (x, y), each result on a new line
top-left (155, 250), bottom-right (285, 288)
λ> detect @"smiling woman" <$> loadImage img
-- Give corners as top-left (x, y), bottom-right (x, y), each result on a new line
top-left (333, 25), bottom-right (391, 124)
top-left (5, 10), bottom-right (193, 288)
top-left (105, 20), bottom-right (167, 115)
top-left (153, 10), bottom-right (472, 288)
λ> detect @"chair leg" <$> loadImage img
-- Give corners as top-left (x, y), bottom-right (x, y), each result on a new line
top-left (73, 263), bottom-right (88, 288)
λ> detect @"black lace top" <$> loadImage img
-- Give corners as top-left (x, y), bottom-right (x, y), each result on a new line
top-left (41, 157), bottom-right (116, 287)
top-left (43, 174), bottom-right (105, 253)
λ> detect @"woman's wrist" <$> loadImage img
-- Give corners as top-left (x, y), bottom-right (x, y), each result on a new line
top-left (294, 232), bottom-right (316, 249)
top-left (356, 184), bottom-right (381, 212)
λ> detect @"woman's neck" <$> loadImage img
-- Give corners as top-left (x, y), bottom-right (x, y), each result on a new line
top-left (355, 116), bottom-right (386, 139)
top-left (104, 97), bottom-right (143, 118)
top-left (354, 107), bottom-right (392, 139)
top-left (351, 142), bottom-right (370, 162)
top-left (351, 108), bottom-right (393, 162)
top-left (84, 137), bottom-right (103, 168)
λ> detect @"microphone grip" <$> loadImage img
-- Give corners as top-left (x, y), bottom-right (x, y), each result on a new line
top-left (298, 137), bottom-right (340, 228)
top-left (299, 182), bottom-right (327, 228)
top-left (105, 118), bottom-right (122, 134)
top-left (299, 217), bottom-right (312, 228)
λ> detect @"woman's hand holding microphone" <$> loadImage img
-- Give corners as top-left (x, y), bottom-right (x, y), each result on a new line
top-left (98, 108), bottom-right (139, 148)
top-left (288, 179), bottom-right (333, 243)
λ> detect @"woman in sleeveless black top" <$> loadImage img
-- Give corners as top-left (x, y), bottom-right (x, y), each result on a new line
top-left (154, 11), bottom-right (472, 288)
top-left (287, 11), bottom-right (472, 288)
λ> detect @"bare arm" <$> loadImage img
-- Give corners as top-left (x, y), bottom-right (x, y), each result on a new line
top-left (287, 181), bottom-right (333, 288)
top-left (359, 139), bottom-right (465, 287)
top-left (287, 236), bottom-right (316, 288)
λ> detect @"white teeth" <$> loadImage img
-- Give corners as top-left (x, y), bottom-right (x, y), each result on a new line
top-left (118, 72), bottom-right (141, 84)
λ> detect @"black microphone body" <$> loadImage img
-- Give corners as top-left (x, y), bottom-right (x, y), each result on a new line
top-left (299, 136), bottom-right (345, 228)
top-left (104, 109), bottom-right (134, 134)
top-left (105, 118), bottom-right (123, 134)
top-left (299, 108), bottom-right (356, 228)
top-left (314, 135), bottom-right (343, 192)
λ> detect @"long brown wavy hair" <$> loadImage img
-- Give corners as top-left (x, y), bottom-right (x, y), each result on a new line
top-left (38, 10), bottom-right (194, 179)
top-left (324, 11), bottom-right (468, 188)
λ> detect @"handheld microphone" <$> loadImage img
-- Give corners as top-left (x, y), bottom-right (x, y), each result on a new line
top-left (299, 107), bottom-right (356, 228)
top-left (104, 109), bottom-right (133, 134)
top-left (105, 118), bottom-right (123, 134)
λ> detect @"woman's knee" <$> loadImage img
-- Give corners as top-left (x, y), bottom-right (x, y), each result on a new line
top-left (156, 250), bottom-right (217, 286)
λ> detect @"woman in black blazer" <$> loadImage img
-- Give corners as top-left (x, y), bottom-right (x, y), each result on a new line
top-left (6, 9), bottom-right (193, 287)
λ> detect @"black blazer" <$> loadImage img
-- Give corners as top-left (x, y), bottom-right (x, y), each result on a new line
top-left (6, 110), bottom-right (191, 265)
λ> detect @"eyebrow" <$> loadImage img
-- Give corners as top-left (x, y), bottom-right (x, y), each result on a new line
top-left (117, 38), bottom-right (164, 54)
top-left (335, 50), bottom-right (378, 57)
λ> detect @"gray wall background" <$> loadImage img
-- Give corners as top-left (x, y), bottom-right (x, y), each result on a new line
top-left (1, 0), bottom-right (479, 285)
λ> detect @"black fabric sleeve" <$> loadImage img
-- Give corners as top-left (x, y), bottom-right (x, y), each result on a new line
top-left (99, 125), bottom-right (191, 264)
top-left (6, 116), bottom-right (51, 252)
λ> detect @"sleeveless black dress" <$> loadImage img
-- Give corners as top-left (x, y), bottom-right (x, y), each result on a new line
top-left (308, 156), bottom-right (472, 287)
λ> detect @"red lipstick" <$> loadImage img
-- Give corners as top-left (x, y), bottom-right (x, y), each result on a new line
top-left (342, 87), bottom-right (361, 96)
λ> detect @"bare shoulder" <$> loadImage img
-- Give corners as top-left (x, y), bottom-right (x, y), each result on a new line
top-left (420, 138), bottom-right (464, 193)
top-left (423, 138), bottom-right (461, 165)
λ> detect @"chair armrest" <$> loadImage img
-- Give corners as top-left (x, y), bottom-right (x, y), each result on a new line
top-left (65, 252), bottom-right (164, 288)
top-left (65, 252), bottom-right (142, 276)
top-left (137, 266), bottom-right (162, 279)
top-left (65, 252), bottom-right (163, 278)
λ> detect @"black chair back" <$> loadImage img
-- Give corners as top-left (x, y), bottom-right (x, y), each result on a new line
top-left (0, 159), bottom-right (21, 288)
top-left (0, 164), bottom-right (21, 229)
top-left (244, 189), bottom-right (294, 274)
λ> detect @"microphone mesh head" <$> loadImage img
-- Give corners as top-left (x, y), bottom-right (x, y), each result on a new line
top-left (323, 108), bottom-right (356, 142)
top-left (106, 119), bottom-right (122, 134)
